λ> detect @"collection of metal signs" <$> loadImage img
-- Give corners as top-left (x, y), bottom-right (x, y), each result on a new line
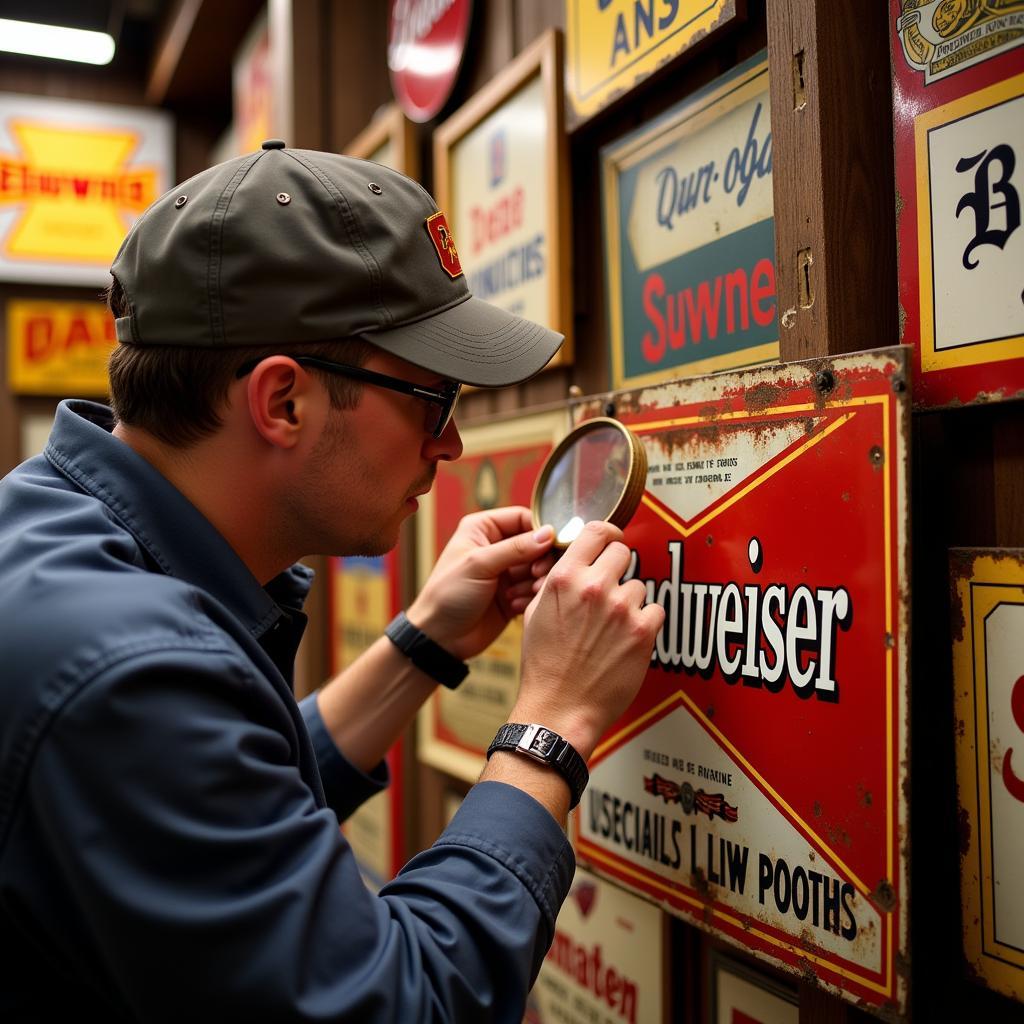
top-left (333, 2), bottom-right (1024, 1020)
top-left (0, 0), bottom-right (1016, 1019)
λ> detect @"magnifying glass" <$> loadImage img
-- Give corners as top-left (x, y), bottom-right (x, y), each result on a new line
top-left (531, 417), bottom-right (648, 548)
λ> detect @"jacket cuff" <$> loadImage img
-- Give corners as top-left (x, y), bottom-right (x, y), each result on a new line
top-left (435, 781), bottom-right (575, 928)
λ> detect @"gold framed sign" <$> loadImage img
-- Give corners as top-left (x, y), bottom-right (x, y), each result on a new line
top-left (344, 103), bottom-right (420, 181)
top-left (950, 548), bottom-right (1024, 1004)
top-left (433, 29), bottom-right (573, 369)
top-left (416, 407), bottom-right (569, 782)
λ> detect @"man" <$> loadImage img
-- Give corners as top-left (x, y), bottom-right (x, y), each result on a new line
top-left (0, 142), bottom-right (663, 1021)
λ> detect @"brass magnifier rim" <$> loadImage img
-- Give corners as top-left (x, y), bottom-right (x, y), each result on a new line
top-left (531, 416), bottom-right (648, 548)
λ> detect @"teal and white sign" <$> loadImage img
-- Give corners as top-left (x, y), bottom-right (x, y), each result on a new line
top-left (602, 53), bottom-right (778, 388)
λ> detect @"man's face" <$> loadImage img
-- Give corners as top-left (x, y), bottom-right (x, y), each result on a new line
top-left (298, 349), bottom-right (463, 556)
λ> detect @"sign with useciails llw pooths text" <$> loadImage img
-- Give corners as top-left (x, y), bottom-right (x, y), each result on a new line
top-left (571, 348), bottom-right (910, 1018)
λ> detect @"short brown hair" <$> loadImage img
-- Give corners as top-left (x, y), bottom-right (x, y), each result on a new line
top-left (106, 278), bottom-right (374, 448)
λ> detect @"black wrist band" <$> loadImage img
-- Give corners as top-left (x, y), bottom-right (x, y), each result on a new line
top-left (385, 611), bottom-right (469, 689)
top-left (486, 723), bottom-right (589, 809)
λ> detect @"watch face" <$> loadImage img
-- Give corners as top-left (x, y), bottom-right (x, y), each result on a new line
top-left (529, 728), bottom-right (558, 757)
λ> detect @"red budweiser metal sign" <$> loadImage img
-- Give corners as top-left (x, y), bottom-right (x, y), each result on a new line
top-left (388, 0), bottom-right (474, 123)
top-left (572, 348), bottom-right (910, 1016)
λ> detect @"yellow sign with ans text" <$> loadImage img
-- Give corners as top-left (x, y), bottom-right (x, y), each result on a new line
top-left (7, 300), bottom-right (116, 396)
top-left (565, 0), bottom-right (739, 123)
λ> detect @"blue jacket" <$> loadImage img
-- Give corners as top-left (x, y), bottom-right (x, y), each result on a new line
top-left (0, 400), bottom-right (573, 1022)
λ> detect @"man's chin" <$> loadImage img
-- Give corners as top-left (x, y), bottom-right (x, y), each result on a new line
top-left (341, 521), bottom-right (405, 558)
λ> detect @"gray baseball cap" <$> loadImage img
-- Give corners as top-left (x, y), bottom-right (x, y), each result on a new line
top-left (110, 140), bottom-right (564, 388)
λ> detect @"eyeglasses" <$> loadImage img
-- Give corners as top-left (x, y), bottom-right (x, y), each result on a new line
top-left (235, 355), bottom-right (462, 439)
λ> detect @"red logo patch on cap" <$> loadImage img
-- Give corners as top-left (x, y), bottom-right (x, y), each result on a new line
top-left (425, 211), bottom-right (463, 279)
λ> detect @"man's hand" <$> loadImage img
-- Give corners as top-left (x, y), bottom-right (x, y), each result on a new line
top-left (510, 521), bottom-right (665, 761)
top-left (407, 506), bottom-right (556, 661)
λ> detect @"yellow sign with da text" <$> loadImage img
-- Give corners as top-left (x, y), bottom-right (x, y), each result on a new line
top-left (7, 300), bottom-right (116, 396)
top-left (565, 0), bottom-right (739, 123)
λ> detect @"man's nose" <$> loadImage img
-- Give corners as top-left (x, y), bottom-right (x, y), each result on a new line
top-left (423, 417), bottom-right (463, 462)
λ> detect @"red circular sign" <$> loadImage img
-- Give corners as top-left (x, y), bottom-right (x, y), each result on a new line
top-left (388, 0), bottom-right (473, 123)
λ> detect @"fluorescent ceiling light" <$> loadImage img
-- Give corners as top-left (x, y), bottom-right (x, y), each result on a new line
top-left (0, 18), bottom-right (115, 66)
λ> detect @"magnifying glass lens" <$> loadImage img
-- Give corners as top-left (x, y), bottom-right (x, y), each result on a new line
top-left (535, 421), bottom-right (643, 546)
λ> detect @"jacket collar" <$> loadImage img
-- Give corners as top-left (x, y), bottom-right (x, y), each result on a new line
top-left (44, 400), bottom-right (314, 641)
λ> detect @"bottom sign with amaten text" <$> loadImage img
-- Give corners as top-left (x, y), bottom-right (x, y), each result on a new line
top-left (572, 349), bottom-right (909, 1017)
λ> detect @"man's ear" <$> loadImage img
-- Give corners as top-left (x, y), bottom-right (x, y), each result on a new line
top-left (244, 357), bottom-right (321, 449)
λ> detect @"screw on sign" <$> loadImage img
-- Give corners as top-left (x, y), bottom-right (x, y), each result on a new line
top-left (388, 0), bottom-right (473, 123)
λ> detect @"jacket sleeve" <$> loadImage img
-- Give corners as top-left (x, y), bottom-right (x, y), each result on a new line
top-left (29, 646), bottom-right (574, 1023)
top-left (298, 690), bottom-right (390, 822)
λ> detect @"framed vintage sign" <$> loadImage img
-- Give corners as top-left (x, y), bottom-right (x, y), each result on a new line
top-left (433, 29), bottom-right (573, 368)
top-left (416, 408), bottom-right (568, 782)
top-left (565, 0), bottom-right (742, 127)
top-left (950, 548), bottom-right (1024, 1004)
top-left (710, 950), bottom-right (798, 1024)
top-left (344, 103), bottom-right (420, 180)
top-left (891, 0), bottom-right (1024, 408)
top-left (0, 93), bottom-right (173, 286)
top-left (571, 348), bottom-right (910, 1017)
top-left (528, 867), bottom-right (668, 1024)
top-left (6, 299), bottom-right (115, 396)
top-left (602, 52), bottom-right (777, 391)
top-left (388, 0), bottom-right (474, 123)
top-left (20, 411), bottom-right (56, 461)
top-left (329, 552), bottom-right (407, 888)
top-left (233, 10), bottom-right (274, 156)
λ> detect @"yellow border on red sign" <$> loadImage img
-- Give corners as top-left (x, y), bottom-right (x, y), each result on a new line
top-left (914, 71), bottom-right (1024, 373)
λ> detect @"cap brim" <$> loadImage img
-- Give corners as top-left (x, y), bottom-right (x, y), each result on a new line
top-left (362, 296), bottom-right (564, 387)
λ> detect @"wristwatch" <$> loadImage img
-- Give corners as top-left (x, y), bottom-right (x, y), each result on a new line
top-left (486, 723), bottom-right (589, 809)
top-left (385, 611), bottom-right (469, 689)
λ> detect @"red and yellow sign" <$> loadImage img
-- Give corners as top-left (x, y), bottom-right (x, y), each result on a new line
top-left (329, 551), bottom-right (406, 888)
top-left (572, 348), bottom-right (910, 1016)
top-left (0, 93), bottom-right (172, 285)
top-left (891, 0), bottom-right (1024, 407)
top-left (6, 299), bottom-right (115, 396)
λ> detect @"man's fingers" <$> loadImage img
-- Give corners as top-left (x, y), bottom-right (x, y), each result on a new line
top-left (504, 577), bottom-right (537, 602)
top-left (622, 577), bottom-right (648, 608)
top-left (467, 525), bottom-right (555, 579)
top-left (591, 538), bottom-right (633, 582)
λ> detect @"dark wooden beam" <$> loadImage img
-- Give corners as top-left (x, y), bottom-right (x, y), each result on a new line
top-left (767, 0), bottom-right (897, 362)
top-left (146, 0), bottom-right (265, 107)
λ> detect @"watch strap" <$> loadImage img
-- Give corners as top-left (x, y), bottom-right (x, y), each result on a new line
top-left (487, 722), bottom-right (589, 809)
top-left (385, 611), bottom-right (469, 689)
